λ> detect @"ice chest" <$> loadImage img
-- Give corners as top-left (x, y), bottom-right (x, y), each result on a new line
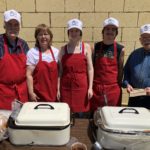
top-left (8, 102), bottom-right (70, 146)
top-left (95, 106), bottom-right (150, 150)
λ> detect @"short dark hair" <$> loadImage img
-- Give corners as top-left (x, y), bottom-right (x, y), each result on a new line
top-left (34, 24), bottom-right (53, 48)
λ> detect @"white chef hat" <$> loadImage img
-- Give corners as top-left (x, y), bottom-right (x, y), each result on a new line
top-left (103, 17), bottom-right (119, 28)
top-left (67, 19), bottom-right (83, 31)
top-left (140, 24), bottom-right (150, 35)
top-left (4, 9), bottom-right (21, 23)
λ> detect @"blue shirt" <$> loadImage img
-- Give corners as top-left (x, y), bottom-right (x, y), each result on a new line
top-left (0, 34), bottom-right (29, 58)
top-left (123, 47), bottom-right (150, 88)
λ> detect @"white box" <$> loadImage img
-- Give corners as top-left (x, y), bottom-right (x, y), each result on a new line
top-left (8, 102), bottom-right (70, 146)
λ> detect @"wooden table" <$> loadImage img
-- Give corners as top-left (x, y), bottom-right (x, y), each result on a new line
top-left (0, 119), bottom-right (93, 150)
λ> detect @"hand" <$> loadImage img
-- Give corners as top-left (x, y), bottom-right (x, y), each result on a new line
top-left (127, 84), bottom-right (133, 93)
top-left (29, 92), bottom-right (39, 102)
top-left (145, 87), bottom-right (150, 95)
top-left (88, 88), bottom-right (93, 100)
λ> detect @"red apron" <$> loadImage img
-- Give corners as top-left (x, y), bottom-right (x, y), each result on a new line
top-left (0, 35), bottom-right (28, 110)
top-left (60, 42), bottom-right (89, 113)
top-left (33, 48), bottom-right (58, 102)
top-left (91, 41), bottom-right (121, 110)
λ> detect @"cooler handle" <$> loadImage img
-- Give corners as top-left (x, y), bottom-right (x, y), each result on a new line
top-left (34, 104), bottom-right (54, 110)
top-left (119, 108), bottom-right (139, 114)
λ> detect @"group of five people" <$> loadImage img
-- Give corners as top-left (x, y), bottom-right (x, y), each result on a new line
top-left (0, 9), bottom-right (150, 116)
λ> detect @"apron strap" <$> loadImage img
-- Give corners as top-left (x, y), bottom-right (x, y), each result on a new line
top-left (3, 35), bottom-right (9, 55)
top-left (81, 42), bottom-right (84, 55)
top-left (39, 47), bottom-right (55, 62)
top-left (64, 45), bottom-right (68, 54)
top-left (113, 41), bottom-right (117, 58)
top-left (3, 35), bottom-right (24, 101)
top-left (39, 50), bottom-right (42, 62)
top-left (50, 47), bottom-right (55, 61)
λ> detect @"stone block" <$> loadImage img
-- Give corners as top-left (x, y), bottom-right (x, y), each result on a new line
top-left (65, 0), bottom-right (94, 12)
top-left (121, 41), bottom-right (135, 56)
top-left (122, 28), bottom-right (139, 41)
top-left (0, 0), bottom-right (6, 12)
top-left (51, 28), bottom-right (64, 42)
top-left (138, 13), bottom-right (150, 27)
top-left (51, 13), bottom-right (78, 27)
top-left (22, 13), bottom-right (50, 27)
top-left (53, 42), bottom-right (66, 50)
top-left (82, 28), bottom-right (93, 42)
top-left (7, 0), bottom-right (35, 12)
top-left (0, 13), bottom-right (4, 28)
top-left (36, 0), bottom-right (64, 12)
top-left (110, 13), bottom-right (138, 27)
top-left (93, 27), bottom-right (103, 42)
top-left (125, 0), bottom-right (150, 11)
top-left (19, 28), bottom-right (35, 42)
top-left (80, 13), bottom-right (108, 27)
top-left (27, 42), bottom-right (35, 49)
top-left (95, 0), bottom-right (124, 12)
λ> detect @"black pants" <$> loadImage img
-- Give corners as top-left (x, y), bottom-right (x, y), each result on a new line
top-left (128, 96), bottom-right (150, 109)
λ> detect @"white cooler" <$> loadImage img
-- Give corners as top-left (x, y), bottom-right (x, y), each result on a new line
top-left (8, 102), bottom-right (70, 146)
top-left (94, 106), bottom-right (150, 150)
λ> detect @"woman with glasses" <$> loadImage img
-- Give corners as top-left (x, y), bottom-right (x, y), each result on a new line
top-left (26, 24), bottom-right (59, 102)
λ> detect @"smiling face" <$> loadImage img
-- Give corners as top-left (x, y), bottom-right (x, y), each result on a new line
top-left (4, 19), bottom-right (20, 40)
top-left (37, 30), bottom-right (51, 50)
top-left (68, 28), bottom-right (82, 42)
top-left (34, 24), bottom-right (53, 50)
top-left (103, 25), bottom-right (118, 41)
top-left (140, 33), bottom-right (150, 50)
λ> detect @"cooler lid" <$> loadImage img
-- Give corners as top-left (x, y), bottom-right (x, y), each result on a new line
top-left (15, 102), bottom-right (70, 127)
top-left (100, 106), bottom-right (150, 131)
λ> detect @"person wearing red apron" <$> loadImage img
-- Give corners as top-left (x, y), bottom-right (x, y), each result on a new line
top-left (26, 24), bottom-right (58, 102)
top-left (0, 10), bottom-right (29, 110)
top-left (91, 17), bottom-right (125, 111)
top-left (57, 19), bottom-right (93, 116)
